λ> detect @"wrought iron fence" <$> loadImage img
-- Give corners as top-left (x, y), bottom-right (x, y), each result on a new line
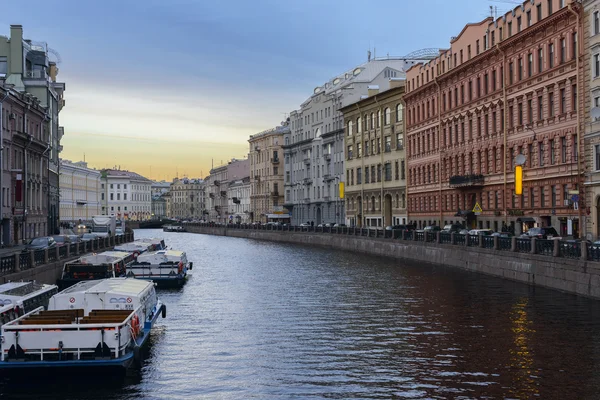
top-left (559, 241), bottom-right (581, 259)
top-left (467, 235), bottom-right (479, 247)
top-left (588, 243), bottom-right (600, 262)
top-left (19, 252), bottom-right (31, 270)
top-left (69, 243), bottom-right (77, 254)
top-left (425, 232), bottom-right (437, 243)
top-left (59, 245), bottom-right (68, 258)
top-left (48, 249), bottom-right (57, 262)
top-left (404, 231), bottom-right (414, 240)
top-left (516, 238), bottom-right (531, 253)
top-left (483, 236), bottom-right (495, 249)
top-left (454, 234), bottom-right (466, 246)
top-left (0, 256), bottom-right (15, 275)
top-left (440, 233), bottom-right (452, 244)
top-left (498, 237), bottom-right (512, 251)
top-left (34, 249), bottom-right (45, 266)
top-left (415, 232), bottom-right (424, 241)
top-left (535, 239), bottom-right (554, 256)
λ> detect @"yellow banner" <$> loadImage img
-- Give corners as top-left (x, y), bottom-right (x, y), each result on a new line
top-left (515, 165), bottom-right (523, 195)
top-left (339, 182), bottom-right (345, 199)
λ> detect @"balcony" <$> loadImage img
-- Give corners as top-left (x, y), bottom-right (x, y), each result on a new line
top-left (303, 156), bottom-right (311, 164)
top-left (271, 157), bottom-right (280, 164)
top-left (220, 191), bottom-right (227, 196)
top-left (254, 175), bottom-right (261, 182)
top-left (232, 197), bottom-right (241, 204)
top-left (76, 199), bottom-right (87, 205)
top-left (209, 193), bottom-right (215, 199)
top-left (303, 177), bottom-right (313, 185)
top-left (214, 205), bottom-right (221, 211)
top-left (449, 174), bottom-right (485, 188)
top-left (324, 153), bottom-right (331, 161)
top-left (323, 196), bottom-right (331, 202)
top-left (323, 174), bottom-right (335, 182)
top-left (24, 69), bottom-right (47, 80)
top-left (214, 180), bottom-right (220, 186)
top-left (271, 191), bottom-right (279, 197)
top-left (303, 198), bottom-right (311, 204)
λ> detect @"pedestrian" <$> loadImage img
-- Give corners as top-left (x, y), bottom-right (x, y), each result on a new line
top-left (311, 221), bottom-right (314, 227)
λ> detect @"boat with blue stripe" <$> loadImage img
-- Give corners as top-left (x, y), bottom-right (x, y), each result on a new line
top-left (0, 278), bottom-right (165, 373)
top-left (126, 249), bottom-right (192, 288)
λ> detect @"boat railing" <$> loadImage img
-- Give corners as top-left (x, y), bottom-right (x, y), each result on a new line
top-left (1, 306), bottom-right (141, 362)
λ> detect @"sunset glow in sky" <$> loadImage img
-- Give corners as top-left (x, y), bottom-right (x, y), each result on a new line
top-left (3, 0), bottom-right (491, 180)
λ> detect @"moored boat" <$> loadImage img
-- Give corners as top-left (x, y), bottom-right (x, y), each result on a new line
top-left (113, 241), bottom-right (152, 255)
top-left (162, 225), bottom-right (186, 232)
top-left (126, 250), bottom-right (192, 288)
top-left (0, 278), bottom-right (166, 372)
top-left (58, 251), bottom-right (135, 290)
top-left (138, 237), bottom-right (167, 251)
top-left (0, 281), bottom-right (58, 316)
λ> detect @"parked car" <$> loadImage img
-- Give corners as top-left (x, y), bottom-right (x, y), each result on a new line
top-left (300, 223), bottom-right (310, 227)
top-left (442, 224), bottom-right (463, 233)
top-left (52, 235), bottom-right (72, 247)
top-left (65, 234), bottom-right (81, 243)
top-left (23, 236), bottom-right (57, 252)
top-left (80, 233), bottom-right (99, 242)
top-left (458, 229), bottom-right (470, 235)
top-left (386, 224), bottom-right (415, 231)
top-left (333, 223), bottom-right (347, 228)
top-left (468, 229), bottom-right (494, 236)
top-left (417, 225), bottom-right (441, 233)
top-left (523, 227), bottom-right (561, 239)
top-left (491, 232), bottom-right (513, 238)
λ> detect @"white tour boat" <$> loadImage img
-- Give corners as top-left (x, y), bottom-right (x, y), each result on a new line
top-left (137, 238), bottom-right (167, 251)
top-left (126, 250), bottom-right (192, 288)
top-left (0, 281), bottom-right (58, 317)
top-left (113, 241), bottom-right (152, 255)
top-left (0, 278), bottom-right (166, 372)
top-left (58, 251), bottom-right (135, 290)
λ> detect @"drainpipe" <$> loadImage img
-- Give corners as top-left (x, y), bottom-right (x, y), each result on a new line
top-left (567, 3), bottom-right (583, 238)
top-left (434, 78), bottom-right (442, 226)
top-left (496, 43), bottom-right (508, 226)
top-left (0, 87), bottom-right (10, 247)
top-left (23, 134), bottom-right (33, 242)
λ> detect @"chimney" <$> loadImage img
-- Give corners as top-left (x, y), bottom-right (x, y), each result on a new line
top-left (49, 62), bottom-right (58, 82)
top-left (389, 78), bottom-right (406, 89)
top-left (367, 85), bottom-right (379, 97)
top-left (6, 25), bottom-right (25, 91)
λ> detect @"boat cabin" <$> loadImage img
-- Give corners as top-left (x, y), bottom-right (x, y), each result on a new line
top-left (113, 241), bottom-right (152, 255)
top-left (59, 251), bottom-right (133, 290)
top-left (138, 238), bottom-right (166, 251)
top-left (0, 282), bottom-right (58, 314)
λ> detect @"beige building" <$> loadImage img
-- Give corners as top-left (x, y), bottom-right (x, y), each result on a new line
top-left (59, 160), bottom-right (102, 224)
top-left (249, 125), bottom-right (287, 223)
top-left (341, 81), bottom-right (408, 227)
top-left (206, 165), bottom-right (228, 223)
top-left (169, 178), bottom-right (205, 220)
top-left (585, 0), bottom-right (600, 239)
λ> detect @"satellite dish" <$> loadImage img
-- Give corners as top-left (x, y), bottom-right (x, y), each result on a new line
top-left (591, 107), bottom-right (600, 121)
top-left (515, 154), bottom-right (526, 166)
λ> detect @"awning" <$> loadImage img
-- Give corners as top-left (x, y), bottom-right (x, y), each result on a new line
top-left (266, 214), bottom-right (291, 219)
top-left (517, 217), bottom-right (536, 222)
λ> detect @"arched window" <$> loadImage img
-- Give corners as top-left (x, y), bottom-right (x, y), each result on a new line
top-left (370, 113), bottom-right (375, 129)
top-left (347, 120), bottom-right (353, 136)
top-left (371, 196), bottom-right (376, 211)
top-left (385, 108), bottom-right (391, 125)
top-left (377, 110), bottom-right (382, 128)
top-left (396, 103), bottom-right (404, 122)
top-left (402, 193), bottom-right (406, 208)
top-left (357, 117), bottom-right (362, 133)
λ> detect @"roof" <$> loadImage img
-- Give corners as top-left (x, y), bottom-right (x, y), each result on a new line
top-left (58, 278), bottom-right (152, 296)
top-left (103, 169), bottom-right (152, 182)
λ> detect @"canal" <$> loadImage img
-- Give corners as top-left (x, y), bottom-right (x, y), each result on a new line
top-left (3, 228), bottom-right (600, 399)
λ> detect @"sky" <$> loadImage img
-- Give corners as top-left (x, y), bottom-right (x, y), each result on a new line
top-left (2, 0), bottom-right (508, 181)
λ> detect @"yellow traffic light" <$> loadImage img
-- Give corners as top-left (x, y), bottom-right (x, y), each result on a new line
top-left (515, 165), bottom-right (523, 195)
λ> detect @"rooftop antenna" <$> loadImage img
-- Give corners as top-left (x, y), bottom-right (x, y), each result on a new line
top-left (83, 153), bottom-right (86, 162)
top-left (368, 49), bottom-right (371, 62)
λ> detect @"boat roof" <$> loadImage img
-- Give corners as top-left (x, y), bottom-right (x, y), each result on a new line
top-left (0, 282), bottom-right (50, 296)
top-left (139, 238), bottom-right (164, 243)
top-left (97, 251), bottom-right (132, 259)
top-left (114, 242), bottom-right (151, 251)
top-left (136, 249), bottom-right (185, 263)
top-left (75, 251), bottom-right (131, 265)
top-left (57, 278), bottom-right (153, 297)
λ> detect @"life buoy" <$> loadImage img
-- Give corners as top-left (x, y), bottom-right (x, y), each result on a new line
top-left (131, 314), bottom-right (140, 340)
top-left (178, 261), bottom-right (183, 274)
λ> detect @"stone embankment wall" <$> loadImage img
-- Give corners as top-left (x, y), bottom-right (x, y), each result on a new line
top-left (186, 226), bottom-right (600, 299)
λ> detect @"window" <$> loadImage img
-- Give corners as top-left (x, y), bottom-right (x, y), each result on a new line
top-left (384, 108), bottom-right (391, 125)
top-left (491, 31), bottom-right (495, 46)
top-left (484, 74), bottom-right (489, 95)
top-left (509, 106), bottom-right (514, 128)
top-left (476, 39), bottom-right (480, 54)
top-left (538, 48), bottom-right (543, 73)
top-left (347, 145), bottom-right (353, 159)
top-left (595, 54), bottom-right (600, 77)
top-left (401, 160), bottom-right (406, 179)
top-left (549, 92), bottom-right (554, 117)
top-left (509, 62), bottom-right (514, 84)
top-left (527, 10), bottom-right (531, 27)
top-left (547, 0), bottom-right (552, 14)
top-left (572, 32), bottom-right (577, 60)
top-left (492, 70), bottom-right (497, 91)
top-left (560, 38), bottom-right (566, 64)
top-left (101, 193), bottom-right (105, 200)
top-left (537, 4), bottom-right (542, 22)
top-left (110, 193), bottom-right (114, 201)
top-left (517, 16), bottom-right (522, 33)
top-left (538, 95), bottom-right (543, 120)
top-left (539, 142), bottom-right (545, 166)
top-left (356, 168), bottom-right (362, 185)
top-left (595, 11), bottom-right (600, 35)
top-left (530, 187), bottom-right (535, 207)
top-left (518, 102), bottom-right (523, 125)
top-left (595, 145), bottom-right (600, 171)
top-left (124, 184), bottom-right (127, 189)
top-left (396, 104), bottom-right (403, 122)
top-left (528, 53), bottom-right (533, 77)
top-left (508, 22), bottom-right (512, 37)
top-left (562, 137), bottom-right (567, 163)
top-left (518, 57), bottom-right (523, 80)
top-left (540, 187), bottom-right (545, 208)
top-left (468, 81), bottom-right (472, 101)
top-left (384, 163), bottom-right (392, 181)
top-left (549, 43), bottom-right (554, 68)
top-left (528, 99), bottom-right (533, 123)
top-left (550, 139), bottom-right (555, 165)
top-left (560, 88), bottom-right (566, 114)
top-left (385, 136), bottom-right (391, 152)
top-left (110, 184), bottom-right (113, 189)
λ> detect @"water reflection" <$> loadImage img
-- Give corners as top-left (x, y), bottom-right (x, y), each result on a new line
top-left (0, 229), bottom-right (599, 399)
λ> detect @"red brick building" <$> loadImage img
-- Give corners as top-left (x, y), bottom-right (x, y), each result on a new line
top-left (404, 0), bottom-right (584, 237)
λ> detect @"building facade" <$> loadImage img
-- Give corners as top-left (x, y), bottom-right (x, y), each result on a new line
top-left (249, 126), bottom-right (286, 223)
top-left (405, 0), bottom-right (584, 237)
top-left (151, 180), bottom-right (171, 196)
top-left (101, 169), bottom-right (152, 221)
top-left (284, 57), bottom-right (432, 226)
top-left (228, 178), bottom-right (251, 223)
top-left (1, 25), bottom-right (66, 236)
top-left (59, 160), bottom-right (101, 224)
top-left (584, 0), bottom-right (600, 240)
top-left (206, 165), bottom-right (228, 223)
top-left (151, 194), bottom-right (167, 219)
top-left (168, 178), bottom-right (205, 220)
top-left (341, 82), bottom-right (408, 227)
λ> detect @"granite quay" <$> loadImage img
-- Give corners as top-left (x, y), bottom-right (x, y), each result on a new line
top-left (0, 232), bottom-right (135, 284)
top-left (184, 222), bottom-right (600, 299)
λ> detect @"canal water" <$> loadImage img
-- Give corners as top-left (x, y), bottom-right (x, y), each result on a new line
top-left (2, 229), bottom-right (600, 399)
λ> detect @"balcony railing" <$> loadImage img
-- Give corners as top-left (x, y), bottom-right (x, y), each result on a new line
top-left (232, 197), bottom-right (241, 204)
top-left (220, 191), bottom-right (227, 196)
top-left (271, 191), bottom-right (279, 197)
top-left (254, 176), bottom-right (260, 182)
top-left (271, 158), bottom-right (280, 164)
top-left (303, 198), bottom-right (311, 204)
top-left (324, 153), bottom-right (331, 161)
top-left (303, 177), bottom-right (313, 185)
top-left (323, 174), bottom-right (334, 182)
top-left (323, 196), bottom-right (331, 202)
top-left (449, 174), bottom-right (484, 188)
top-left (303, 157), bottom-right (311, 164)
